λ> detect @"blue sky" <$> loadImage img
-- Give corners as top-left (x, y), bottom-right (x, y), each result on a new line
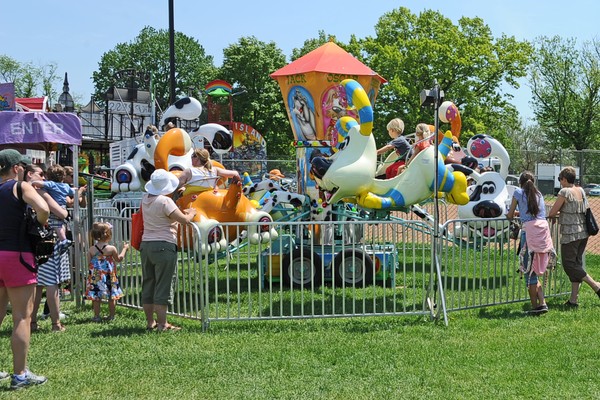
top-left (3, 0), bottom-right (599, 120)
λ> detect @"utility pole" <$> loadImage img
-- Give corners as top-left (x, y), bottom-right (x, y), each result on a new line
top-left (168, 0), bottom-right (176, 105)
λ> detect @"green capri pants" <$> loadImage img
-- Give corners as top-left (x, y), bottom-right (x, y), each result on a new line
top-left (140, 241), bottom-right (178, 305)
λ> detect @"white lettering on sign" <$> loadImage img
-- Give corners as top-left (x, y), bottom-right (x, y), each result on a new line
top-left (10, 121), bottom-right (64, 135)
top-left (233, 122), bottom-right (266, 146)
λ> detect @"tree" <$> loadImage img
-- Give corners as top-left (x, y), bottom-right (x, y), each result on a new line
top-left (92, 26), bottom-right (217, 113)
top-left (0, 55), bottom-right (59, 101)
top-left (219, 37), bottom-right (290, 158)
top-left (529, 36), bottom-right (600, 151)
top-left (291, 30), bottom-right (339, 61)
top-left (351, 8), bottom-right (532, 147)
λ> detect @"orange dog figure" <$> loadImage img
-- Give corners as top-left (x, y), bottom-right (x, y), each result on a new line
top-left (156, 128), bottom-right (277, 255)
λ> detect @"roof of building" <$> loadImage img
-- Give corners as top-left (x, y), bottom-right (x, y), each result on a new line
top-left (15, 96), bottom-right (49, 112)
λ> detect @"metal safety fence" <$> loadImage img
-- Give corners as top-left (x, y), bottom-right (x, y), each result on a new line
top-left (73, 206), bottom-right (570, 330)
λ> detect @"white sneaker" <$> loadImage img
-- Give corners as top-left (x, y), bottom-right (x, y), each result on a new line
top-left (40, 312), bottom-right (67, 321)
top-left (10, 369), bottom-right (47, 390)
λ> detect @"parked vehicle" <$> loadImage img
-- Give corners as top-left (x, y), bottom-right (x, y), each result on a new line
top-left (584, 183), bottom-right (600, 195)
top-left (589, 187), bottom-right (600, 196)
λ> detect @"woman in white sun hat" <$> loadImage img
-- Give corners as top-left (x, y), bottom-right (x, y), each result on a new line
top-left (140, 169), bottom-right (196, 332)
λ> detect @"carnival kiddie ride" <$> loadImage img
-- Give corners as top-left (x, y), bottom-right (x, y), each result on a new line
top-left (77, 154), bottom-right (111, 193)
top-left (252, 78), bottom-right (475, 288)
top-left (110, 97), bottom-right (278, 255)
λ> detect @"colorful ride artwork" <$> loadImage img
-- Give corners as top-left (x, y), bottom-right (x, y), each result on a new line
top-left (110, 102), bottom-right (278, 256)
top-left (110, 44), bottom-right (516, 288)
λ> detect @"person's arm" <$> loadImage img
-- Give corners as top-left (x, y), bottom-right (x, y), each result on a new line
top-left (406, 145), bottom-right (421, 166)
top-left (377, 144), bottom-right (392, 155)
top-left (168, 207), bottom-right (197, 225)
top-left (177, 168), bottom-right (192, 188)
top-left (30, 180), bottom-right (45, 189)
top-left (215, 167), bottom-right (240, 180)
top-left (548, 195), bottom-right (566, 218)
top-left (506, 197), bottom-right (518, 220)
top-left (77, 185), bottom-right (87, 207)
top-left (108, 243), bottom-right (129, 262)
top-left (19, 182), bottom-right (50, 225)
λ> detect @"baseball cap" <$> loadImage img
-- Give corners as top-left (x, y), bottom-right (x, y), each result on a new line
top-left (0, 149), bottom-right (32, 170)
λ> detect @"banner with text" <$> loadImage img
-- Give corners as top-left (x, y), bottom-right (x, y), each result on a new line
top-left (0, 111), bottom-right (82, 145)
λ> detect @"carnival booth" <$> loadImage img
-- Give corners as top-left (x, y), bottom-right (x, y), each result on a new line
top-left (0, 111), bottom-right (85, 304)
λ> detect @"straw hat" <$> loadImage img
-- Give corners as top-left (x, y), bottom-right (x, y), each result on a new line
top-left (145, 169), bottom-right (179, 195)
top-left (268, 169), bottom-right (285, 180)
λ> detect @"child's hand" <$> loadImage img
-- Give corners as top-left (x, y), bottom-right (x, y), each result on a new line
top-left (123, 242), bottom-right (130, 250)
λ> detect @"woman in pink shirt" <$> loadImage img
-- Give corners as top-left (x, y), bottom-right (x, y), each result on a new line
top-left (140, 169), bottom-right (196, 332)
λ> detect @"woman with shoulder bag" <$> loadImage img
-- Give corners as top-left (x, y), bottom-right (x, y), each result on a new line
top-left (0, 149), bottom-right (49, 389)
top-left (548, 166), bottom-right (600, 307)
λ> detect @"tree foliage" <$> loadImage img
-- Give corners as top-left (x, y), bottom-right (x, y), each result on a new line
top-left (92, 26), bottom-right (217, 113)
top-left (0, 55), bottom-right (59, 101)
top-left (354, 8), bottom-right (532, 147)
top-left (291, 30), bottom-right (340, 61)
top-left (219, 36), bottom-right (290, 158)
top-left (529, 36), bottom-right (600, 150)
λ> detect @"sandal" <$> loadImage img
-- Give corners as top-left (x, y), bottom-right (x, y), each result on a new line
top-left (91, 316), bottom-right (102, 323)
top-left (564, 300), bottom-right (579, 308)
top-left (52, 323), bottom-right (66, 332)
top-left (146, 322), bottom-right (158, 331)
top-left (157, 323), bottom-right (181, 332)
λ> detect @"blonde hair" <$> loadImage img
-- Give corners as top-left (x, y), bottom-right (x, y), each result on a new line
top-left (415, 123), bottom-right (430, 136)
top-left (386, 118), bottom-right (405, 134)
top-left (193, 148), bottom-right (212, 170)
top-left (91, 222), bottom-right (112, 242)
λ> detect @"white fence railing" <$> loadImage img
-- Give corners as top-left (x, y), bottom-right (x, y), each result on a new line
top-left (75, 207), bottom-right (569, 330)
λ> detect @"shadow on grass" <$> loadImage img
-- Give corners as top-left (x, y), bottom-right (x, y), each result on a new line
top-left (206, 314), bottom-right (434, 335)
top-left (476, 305), bottom-right (528, 320)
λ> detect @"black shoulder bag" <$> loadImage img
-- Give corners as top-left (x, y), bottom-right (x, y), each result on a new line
top-left (583, 190), bottom-right (599, 236)
top-left (16, 182), bottom-right (58, 272)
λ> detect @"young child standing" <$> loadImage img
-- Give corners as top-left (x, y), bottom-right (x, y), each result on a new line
top-left (85, 222), bottom-right (128, 322)
top-left (507, 171), bottom-right (555, 315)
top-left (31, 164), bottom-right (86, 254)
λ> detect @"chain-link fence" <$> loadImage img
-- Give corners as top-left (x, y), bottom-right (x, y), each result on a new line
top-left (217, 153), bottom-right (600, 255)
top-left (505, 147), bottom-right (600, 188)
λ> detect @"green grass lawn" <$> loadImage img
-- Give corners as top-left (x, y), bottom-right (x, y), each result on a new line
top-left (1, 262), bottom-right (599, 399)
